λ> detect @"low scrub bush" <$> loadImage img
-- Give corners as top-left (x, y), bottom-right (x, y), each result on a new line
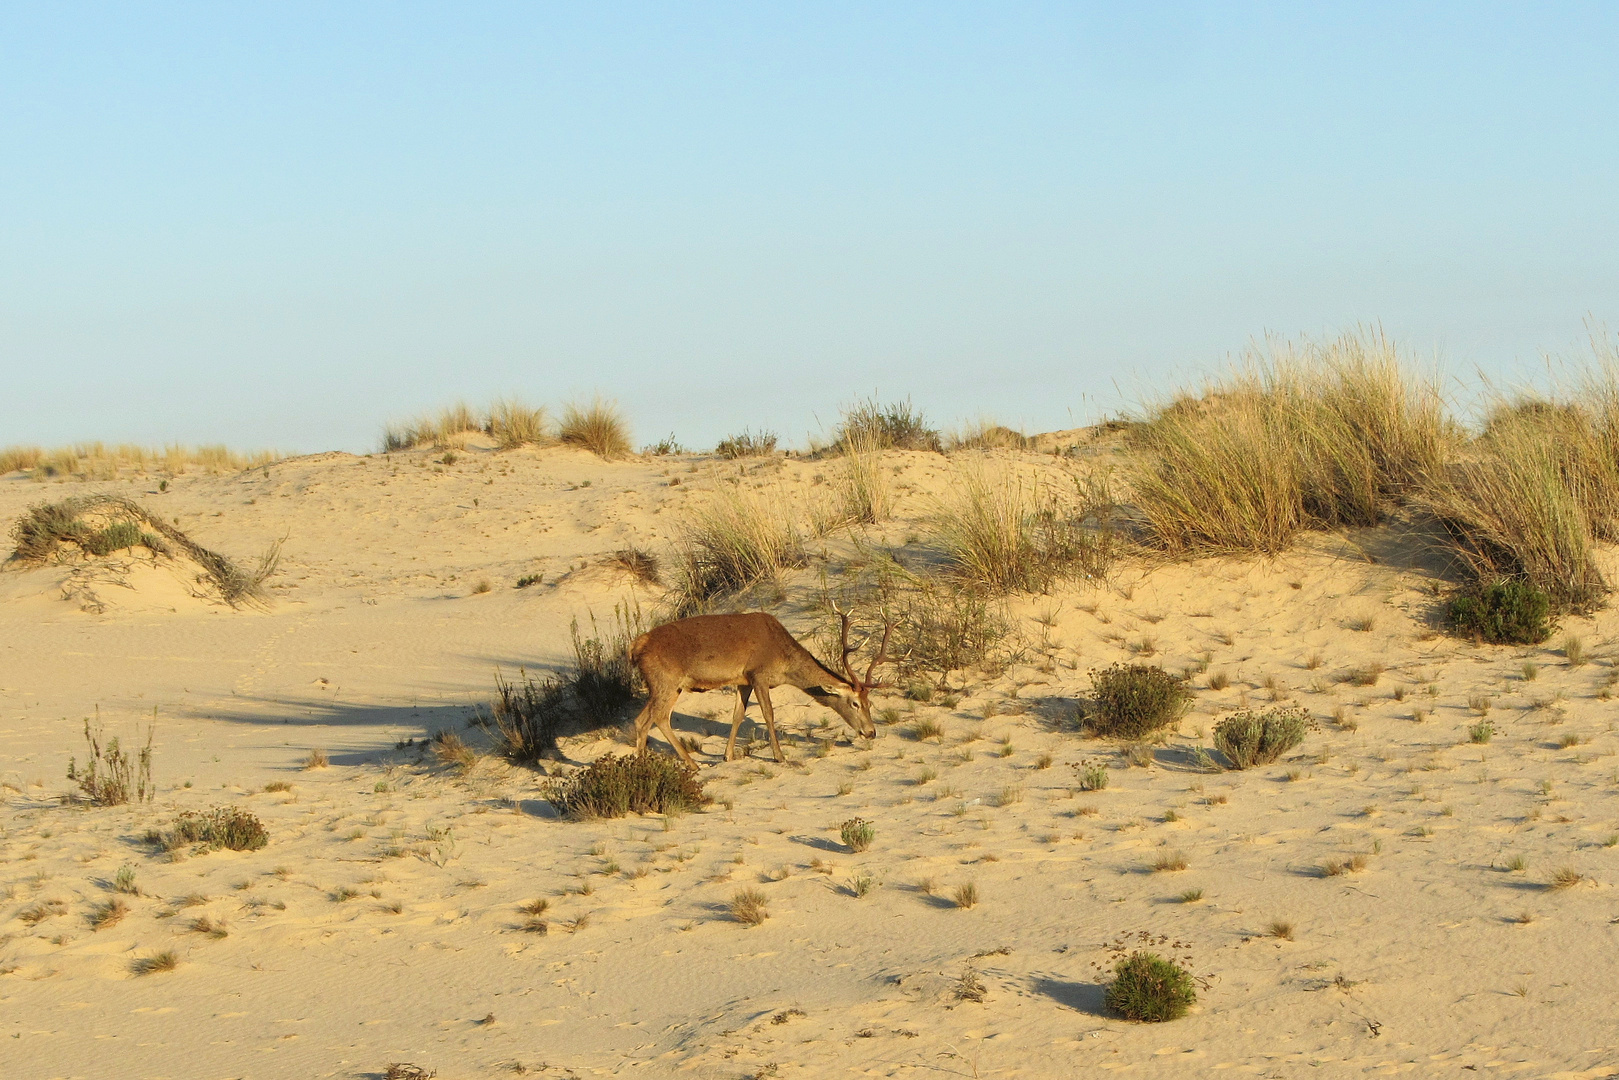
top-left (1086, 664), bottom-right (1193, 739)
top-left (840, 817), bottom-right (875, 852)
top-left (546, 750), bottom-right (708, 819)
top-left (834, 397), bottom-right (942, 452)
top-left (148, 806), bottom-right (269, 853)
top-left (1212, 706), bottom-right (1312, 768)
top-left (67, 714), bottom-right (154, 806)
top-left (1444, 580), bottom-right (1553, 644)
top-left (729, 887), bottom-right (770, 925)
top-left (1103, 950), bottom-right (1198, 1022)
top-left (895, 581), bottom-right (1016, 684)
top-left (489, 671), bottom-right (570, 763)
top-left (715, 429), bottom-right (778, 458)
top-left (558, 398), bottom-right (631, 459)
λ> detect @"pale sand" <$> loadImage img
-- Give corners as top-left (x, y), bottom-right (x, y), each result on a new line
top-left (2, 438), bottom-right (1617, 1079)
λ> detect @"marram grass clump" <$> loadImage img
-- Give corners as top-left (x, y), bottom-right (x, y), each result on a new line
top-left (1103, 950), bottom-right (1198, 1022)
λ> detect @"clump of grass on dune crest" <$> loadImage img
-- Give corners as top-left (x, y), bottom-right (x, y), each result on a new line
top-left (486, 399), bottom-right (550, 450)
top-left (948, 420), bottom-right (1031, 452)
top-left (1, 442), bottom-right (277, 480)
top-left (834, 397), bottom-right (942, 453)
top-left (559, 398), bottom-right (632, 459)
top-left (1128, 330), bottom-right (1454, 555)
top-left (832, 432), bottom-right (893, 526)
top-left (715, 429), bottom-right (778, 458)
top-left (382, 402), bottom-right (483, 452)
top-left (671, 485), bottom-right (805, 613)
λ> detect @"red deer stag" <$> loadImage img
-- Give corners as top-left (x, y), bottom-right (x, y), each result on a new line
top-left (628, 608), bottom-right (892, 764)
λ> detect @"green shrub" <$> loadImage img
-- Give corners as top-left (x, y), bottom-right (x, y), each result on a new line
top-left (1445, 580), bottom-right (1553, 644)
top-left (1212, 706), bottom-right (1311, 768)
top-left (546, 751), bottom-right (708, 819)
top-left (1074, 759), bottom-right (1109, 791)
top-left (1086, 663), bottom-right (1193, 739)
top-left (83, 520), bottom-right (149, 555)
top-left (840, 817), bottom-right (875, 852)
top-left (1104, 950), bottom-right (1198, 1021)
top-left (149, 806), bottom-right (268, 853)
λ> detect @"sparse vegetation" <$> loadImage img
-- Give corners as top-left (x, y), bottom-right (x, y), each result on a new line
top-left (1212, 706), bottom-right (1311, 769)
top-left (131, 950), bottom-right (180, 976)
top-left (932, 465), bottom-right (1114, 594)
top-left (1103, 950), bottom-right (1197, 1022)
top-left (716, 430), bottom-right (778, 459)
top-left (10, 495), bottom-right (279, 607)
top-left (0, 441), bottom-right (277, 480)
top-left (1469, 719), bottom-right (1494, 744)
top-left (87, 898), bottom-right (128, 931)
top-left (1086, 663), bottom-right (1193, 739)
top-left (545, 751), bottom-right (708, 819)
top-left (1151, 850), bottom-right (1188, 872)
top-left (1074, 759), bottom-right (1109, 791)
top-left (953, 881), bottom-right (979, 909)
top-left (833, 397), bottom-right (941, 453)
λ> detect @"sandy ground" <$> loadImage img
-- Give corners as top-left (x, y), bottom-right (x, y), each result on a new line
top-left (2, 438), bottom-right (1617, 1080)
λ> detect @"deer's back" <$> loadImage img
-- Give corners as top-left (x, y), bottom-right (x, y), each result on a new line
top-left (632, 612), bottom-right (813, 688)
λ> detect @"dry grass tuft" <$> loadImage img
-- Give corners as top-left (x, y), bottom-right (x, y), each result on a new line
top-left (729, 887), bottom-right (770, 926)
top-left (2, 441), bottom-right (277, 480)
top-left (932, 465), bottom-right (1114, 593)
top-left (131, 950), bottom-right (180, 975)
top-left (671, 485), bottom-right (805, 612)
top-left (486, 399), bottom-right (549, 449)
top-left (1127, 329), bottom-right (1453, 556)
top-left (558, 398), bottom-right (631, 459)
top-left (715, 430), bottom-right (778, 458)
top-left (834, 397), bottom-right (942, 452)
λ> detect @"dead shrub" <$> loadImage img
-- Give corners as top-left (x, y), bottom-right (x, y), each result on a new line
top-left (67, 713), bottom-right (154, 806)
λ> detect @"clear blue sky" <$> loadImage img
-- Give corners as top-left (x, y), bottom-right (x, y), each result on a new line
top-left (3, 3), bottom-right (1617, 453)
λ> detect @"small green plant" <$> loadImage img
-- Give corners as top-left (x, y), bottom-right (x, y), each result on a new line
top-left (1445, 580), bottom-right (1553, 645)
top-left (841, 817), bottom-right (875, 853)
top-left (1103, 951), bottom-right (1197, 1022)
top-left (1212, 706), bottom-right (1311, 769)
top-left (907, 717), bottom-right (944, 741)
top-left (546, 751), bottom-right (707, 819)
top-left (1074, 759), bottom-right (1109, 791)
top-left (112, 865), bottom-right (139, 895)
top-left (1468, 719), bottom-right (1494, 744)
top-left (729, 888), bottom-right (770, 925)
top-left (849, 873), bottom-right (876, 898)
top-left (1087, 663), bottom-right (1193, 739)
top-left (515, 573), bottom-right (543, 588)
top-left (1176, 888), bottom-right (1204, 903)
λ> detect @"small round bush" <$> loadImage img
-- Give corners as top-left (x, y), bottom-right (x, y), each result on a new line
top-left (547, 750), bottom-right (707, 819)
top-left (841, 817), bottom-right (875, 853)
top-left (1103, 950), bottom-right (1197, 1022)
top-left (1445, 580), bottom-right (1552, 645)
top-left (1086, 663), bottom-right (1193, 739)
top-left (1213, 706), bottom-right (1311, 769)
top-left (153, 806), bottom-right (269, 853)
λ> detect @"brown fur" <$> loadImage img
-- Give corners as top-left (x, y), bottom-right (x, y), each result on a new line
top-left (629, 613), bottom-right (877, 763)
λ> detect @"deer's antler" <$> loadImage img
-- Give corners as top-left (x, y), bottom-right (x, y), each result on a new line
top-left (863, 621), bottom-right (895, 688)
top-left (832, 602), bottom-right (860, 684)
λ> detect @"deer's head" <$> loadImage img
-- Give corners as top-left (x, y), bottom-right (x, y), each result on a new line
top-left (823, 607), bottom-right (894, 740)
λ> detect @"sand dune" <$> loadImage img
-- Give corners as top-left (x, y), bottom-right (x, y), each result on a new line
top-left (2, 436), bottom-right (1617, 1079)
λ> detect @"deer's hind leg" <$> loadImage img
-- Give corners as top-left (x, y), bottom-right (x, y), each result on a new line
top-left (634, 686), bottom-right (693, 764)
top-left (724, 684), bottom-right (753, 761)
